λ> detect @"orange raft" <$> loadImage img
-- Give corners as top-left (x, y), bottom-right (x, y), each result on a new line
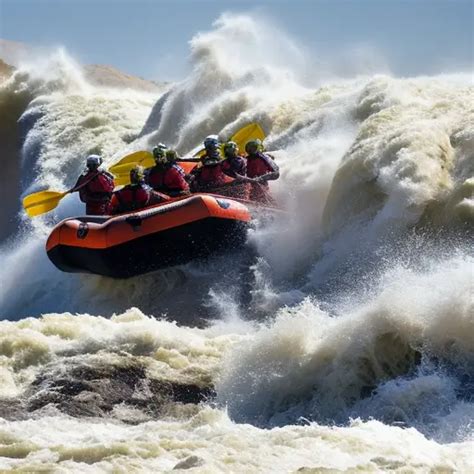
top-left (46, 193), bottom-right (253, 278)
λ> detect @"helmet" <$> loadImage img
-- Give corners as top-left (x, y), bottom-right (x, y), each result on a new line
top-left (223, 141), bottom-right (238, 157)
top-left (203, 135), bottom-right (220, 151)
top-left (130, 165), bottom-right (145, 185)
top-left (86, 154), bottom-right (102, 170)
top-left (245, 139), bottom-right (262, 155)
top-left (165, 149), bottom-right (179, 163)
top-left (152, 143), bottom-right (168, 162)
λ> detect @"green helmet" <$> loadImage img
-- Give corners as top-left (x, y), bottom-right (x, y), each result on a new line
top-left (223, 141), bottom-right (238, 157)
top-left (152, 143), bottom-right (168, 162)
top-left (245, 139), bottom-right (262, 154)
top-left (130, 165), bottom-right (145, 185)
top-left (165, 149), bottom-right (179, 163)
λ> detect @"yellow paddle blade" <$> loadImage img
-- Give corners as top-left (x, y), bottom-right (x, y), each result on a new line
top-left (22, 190), bottom-right (68, 217)
top-left (113, 174), bottom-right (131, 186)
top-left (108, 151), bottom-right (153, 175)
top-left (231, 123), bottom-right (266, 151)
top-left (112, 160), bottom-right (198, 186)
top-left (109, 157), bottom-right (155, 177)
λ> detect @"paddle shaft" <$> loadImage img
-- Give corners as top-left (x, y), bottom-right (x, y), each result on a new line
top-left (69, 170), bottom-right (101, 194)
top-left (177, 157), bottom-right (202, 163)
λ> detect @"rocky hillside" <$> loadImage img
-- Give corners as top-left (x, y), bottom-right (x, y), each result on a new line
top-left (0, 38), bottom-right (166, 92)
top-left (84, 64), bottom-right (165, 92)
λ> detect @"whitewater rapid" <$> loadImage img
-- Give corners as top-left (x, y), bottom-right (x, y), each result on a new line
top-left (0, 13), bottom-right (473, 473)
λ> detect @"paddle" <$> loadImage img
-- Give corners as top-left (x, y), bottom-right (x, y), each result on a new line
top-left (230, 122), bottom-right (265, 151)
top-left (110, 155), bottom-right (201, 185)
top-left (22, 172), bottom-right (99, 218)
top-left (22, 190), bottom-right (70, 218)
top-left (108, 151), bottom-right (154, 176)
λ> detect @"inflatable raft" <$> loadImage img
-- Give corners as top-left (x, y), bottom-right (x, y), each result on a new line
top-left (46, 193), bottom-right (252, 278)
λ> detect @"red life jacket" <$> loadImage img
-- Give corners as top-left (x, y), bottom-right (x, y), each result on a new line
top-left (110, 184), bottom-right (168, 214)
top-left (77, 170), bottom-right (115, 204)
top-left (146, 164), bottom-right (189, 194)
top-left (247, 153), bottom-right (279, 204)
top-left (194, 164), bottom-right (228, 189)
top-left (246, 153), bottom-right (275, 178)
top-left (222, 156), bottom-right (247, 177)
top-left (76, 170), bottom-right (115, 215)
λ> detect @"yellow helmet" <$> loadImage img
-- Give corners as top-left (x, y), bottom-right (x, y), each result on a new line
top-left (130, 165), bottom-right (145, 184)
top-left (223, 141), bottom-right (238, 157)
top-left (165, 149), bottom-right (179, 163)
top-left (153, 143), bottom-right (168, 164)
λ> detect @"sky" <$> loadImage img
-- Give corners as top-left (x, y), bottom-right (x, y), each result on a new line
top-left (0, 0), bottom-right (472, 81)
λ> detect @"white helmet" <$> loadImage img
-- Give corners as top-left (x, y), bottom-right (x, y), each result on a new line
top-left (86, 154), bottom-right (102, 170)
top-left (204, 135), bottom-right (220, 150)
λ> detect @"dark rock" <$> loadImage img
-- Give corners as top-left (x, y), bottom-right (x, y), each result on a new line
top-left (173, 455), bottom-right (205, 470)
top-left (14, 357), bottom-right (215, 422)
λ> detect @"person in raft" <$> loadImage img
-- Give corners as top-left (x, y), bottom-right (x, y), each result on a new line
top-left (244, 139), bottom-right (280, 203)
top-left (145, 144), bottom-right (190, 197)
top-left (74, 154), bottom-right (115, 215)
top-left (220, 140), bottom-right (253, 199)
top-left (110, 165), bottom-right (170, 214)
top-left (221, 141), bottom-right (247, 179)
top-left (190, 135), bottom-right (228, 192)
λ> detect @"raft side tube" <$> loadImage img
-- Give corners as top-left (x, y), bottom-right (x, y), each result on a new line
top-left (46, 194), bottom-right (252, 278)
top-left (47, 217), bottom-right (248, 278)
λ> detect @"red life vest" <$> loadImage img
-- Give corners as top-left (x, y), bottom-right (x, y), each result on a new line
top-left (146, 164), bottom-right (189, 194)
top-left (77, 170), bottom-right (115, 203)
top-left (76, 170), bottom-right (115, 215)
top-left (110, 184), bottom-right (168, 214)
top-left (246, 153), bottom-right (275, 178)
top-left (222, 156), bottom-right (247, 177)
top-left (195, 164), bottom-right (228, 189)
top-left (246, 153), bottom-right (279, 204)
